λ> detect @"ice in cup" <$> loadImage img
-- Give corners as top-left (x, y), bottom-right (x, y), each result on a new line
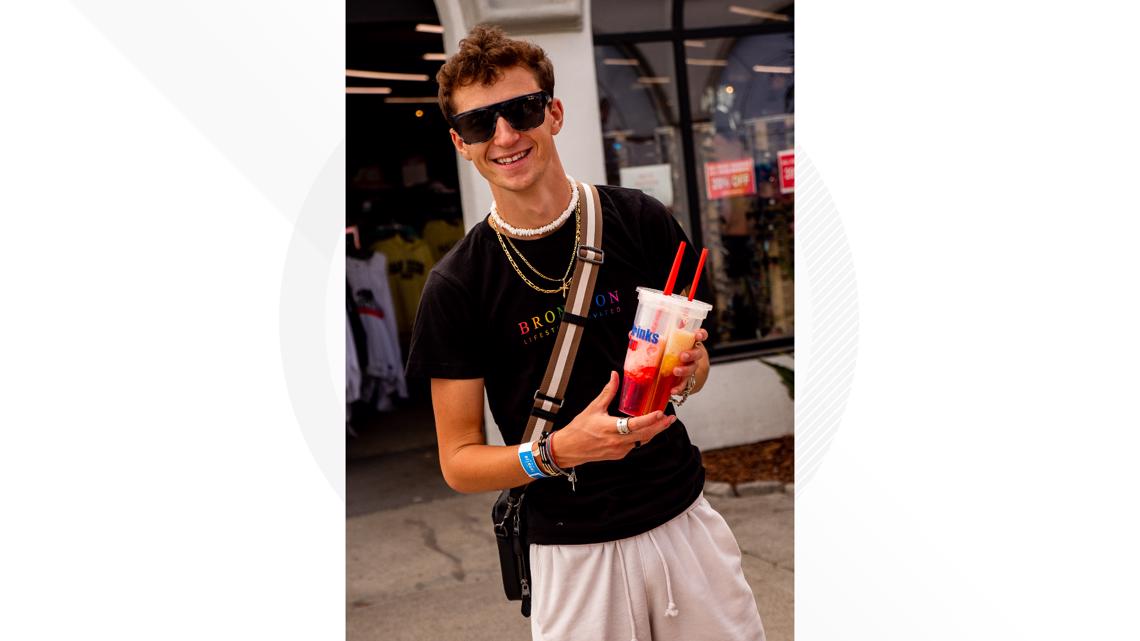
top-left (618, 287), bottom-right (712, 416)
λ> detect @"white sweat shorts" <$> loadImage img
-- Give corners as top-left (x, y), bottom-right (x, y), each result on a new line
top-left (528, 494), bottom-right (766, 641)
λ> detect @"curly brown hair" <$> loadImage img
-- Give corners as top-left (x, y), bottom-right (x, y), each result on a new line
top-left (436, 24), bottom-right (555, 119)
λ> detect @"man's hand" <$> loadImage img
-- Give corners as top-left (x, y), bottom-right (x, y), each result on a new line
top-left (551, 371), bottom-right (675, 468)
top-left (669, 328), bottom-right (709, 395)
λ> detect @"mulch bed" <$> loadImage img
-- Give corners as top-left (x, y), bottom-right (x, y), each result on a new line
top-left (702, 435), bottom-right (794, 485)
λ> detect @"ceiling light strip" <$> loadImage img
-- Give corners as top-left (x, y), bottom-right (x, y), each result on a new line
top-left (346, 69), bottom-right (430, 81)
top-left (752, 65), bottom-right (794, 74)
top-left (728, 6), bottom-right (791, 21)
top-left (384, 97), bottom-right (440, 104)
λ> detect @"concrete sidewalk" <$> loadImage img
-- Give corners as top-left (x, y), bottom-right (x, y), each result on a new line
top-left (347, 485), bottom-right (793, 640)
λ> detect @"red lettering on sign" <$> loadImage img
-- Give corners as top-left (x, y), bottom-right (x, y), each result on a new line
top-left (704, 158), bottom-right (757, 200)
top-left (777, 149), bottom-right (794, 194)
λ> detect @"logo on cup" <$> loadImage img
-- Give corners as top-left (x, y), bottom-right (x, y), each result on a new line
top-left (629, 325), bottom-right (660, 345)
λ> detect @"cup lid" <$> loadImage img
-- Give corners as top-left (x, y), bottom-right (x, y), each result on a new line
top-left (667, 293), bottom-right (712, 314)
top-left (635, 286), bottom-right (712, 314)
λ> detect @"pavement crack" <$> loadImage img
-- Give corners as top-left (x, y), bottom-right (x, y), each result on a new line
top-left (741, 548), bottom-right (793, 573)
top-left (456, 508), bottom-right (497, 543)
top-left (406, 518), bottom-right (466, 582)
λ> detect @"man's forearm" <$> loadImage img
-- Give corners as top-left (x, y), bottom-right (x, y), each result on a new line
top-left (443, 442), bottom-right (537, 494)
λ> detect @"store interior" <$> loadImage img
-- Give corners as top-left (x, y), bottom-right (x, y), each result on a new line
top-left (345, 0), bottom-right (455, 489)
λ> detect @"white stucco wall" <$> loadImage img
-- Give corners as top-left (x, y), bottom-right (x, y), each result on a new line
top-left (676, 355), bottom-right (795, 451)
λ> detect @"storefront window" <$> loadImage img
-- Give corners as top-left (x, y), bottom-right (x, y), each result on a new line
top-left (592, 0), bottom-right (672, 34)
top-left (688, 34), bottom-right (793, 342)
top-left (683, 0), bottom-right (793, 30)
top-left (592, 0), bottom-right (794, 353)
top-left (593, 43), bottom-right (691, 239)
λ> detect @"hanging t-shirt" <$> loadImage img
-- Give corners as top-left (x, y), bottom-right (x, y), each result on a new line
top-left (346, 252), bottom-right (407, 401)
top-left (422, 218), bottom-right (466, 261)
top-left (372, 235), bottom-right (436, 337)
top-left (346, 315), bottom-right (362, 404)
top-left (346, 281), bottom-right (369, 373)
top-left (406, 185), bottom-right (712, 545)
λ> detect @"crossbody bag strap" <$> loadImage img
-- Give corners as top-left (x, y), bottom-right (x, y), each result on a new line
top-left (519, 181), bottom-right (605, 445)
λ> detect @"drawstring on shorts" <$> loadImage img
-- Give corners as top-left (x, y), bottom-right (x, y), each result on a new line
top-left (647, 530), bottom-right (680, 617)
top-left (615, 543), bottom-right (638, 641)
top-left (613, 529), bottom-right (681, 641)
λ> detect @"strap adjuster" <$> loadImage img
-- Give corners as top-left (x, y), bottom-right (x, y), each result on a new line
top-left (560, 311), bottom-right (588, 326)
top-left (576, 244), bottom-right (604, 265)
top-left (529, 406), bottom-right (559, 422)
top-left (533, 389), bottom-right (563, 406)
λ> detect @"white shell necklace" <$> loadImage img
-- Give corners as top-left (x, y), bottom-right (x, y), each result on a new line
top-left (489, 176), bottom-right (577, 238)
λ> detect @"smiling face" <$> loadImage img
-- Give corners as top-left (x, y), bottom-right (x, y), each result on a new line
top-left (448, 66), bottom-right (565, 196)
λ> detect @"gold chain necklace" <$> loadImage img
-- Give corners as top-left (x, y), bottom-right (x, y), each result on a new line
top-left (505, 203), bottom-right (580, 282)
top-left (493, 198), bottom-right (581, 297)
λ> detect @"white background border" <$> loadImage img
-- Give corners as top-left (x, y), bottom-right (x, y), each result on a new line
top-left (2, 0), bottom-right (1140, 638)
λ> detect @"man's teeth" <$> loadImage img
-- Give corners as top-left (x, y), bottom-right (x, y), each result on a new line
top-left (494, 149), bottom-right (529, 165)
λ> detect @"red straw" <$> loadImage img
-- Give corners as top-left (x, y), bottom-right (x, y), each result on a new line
top-left (662, 241), bottom-right (686, 296)
top-left (688, 248), bottom-right (708, 301)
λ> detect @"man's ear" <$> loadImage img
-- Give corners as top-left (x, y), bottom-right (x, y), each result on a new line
top-left (549, 97), bottom-right (565, 135)
top-left (449, 128), bottom-right (471, 161)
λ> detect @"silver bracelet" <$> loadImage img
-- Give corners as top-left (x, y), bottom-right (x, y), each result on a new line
top-left (671, 373), bottom-right (698, 407)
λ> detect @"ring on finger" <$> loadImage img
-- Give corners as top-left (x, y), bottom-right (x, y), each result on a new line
top-left (616, 417), bottom-right (631, 435)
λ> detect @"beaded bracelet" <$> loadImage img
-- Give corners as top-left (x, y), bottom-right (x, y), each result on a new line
top-left (537, 432), bottom-right (569, 477)
top-left (533, 441), bottom-right (557, 477)
top-left (547, 431), bottom-right (562, 470)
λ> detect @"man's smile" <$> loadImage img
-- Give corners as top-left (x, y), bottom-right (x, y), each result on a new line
top-left (492, 147), bottom-right (533, 166)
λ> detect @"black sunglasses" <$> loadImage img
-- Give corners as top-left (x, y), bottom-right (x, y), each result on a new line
top-left (449, 91), bottom-right (551, 145)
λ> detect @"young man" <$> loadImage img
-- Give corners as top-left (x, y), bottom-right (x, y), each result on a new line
top-left (406, 24), bottom-right (766, 641)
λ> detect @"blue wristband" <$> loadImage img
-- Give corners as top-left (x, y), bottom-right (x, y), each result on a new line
top-left (517, 442), bottom-right (547, 479)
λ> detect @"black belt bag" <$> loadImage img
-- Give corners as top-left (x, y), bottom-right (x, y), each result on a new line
top-left (490, 181), bottom-right (605, 618)
top-left (493, 488), bottom-right (531, 615)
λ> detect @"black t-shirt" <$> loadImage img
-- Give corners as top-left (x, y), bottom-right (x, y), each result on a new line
top-left (405, 185), bottom-right (713, 545)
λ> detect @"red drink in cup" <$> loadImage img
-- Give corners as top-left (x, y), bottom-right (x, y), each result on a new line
top-left (619, 287), bottom-right (671, 416)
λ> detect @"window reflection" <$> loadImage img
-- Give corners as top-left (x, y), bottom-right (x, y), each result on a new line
top-left (689, 34), bottom-right (793, 343)
top-left (592, 0), bottom-right (672, 33)
top-left (684, 0), bottom-right (793, 30)
top-left (590, 3), bottom-right (794, 350)
top-left (594, 44), bottom-right (692, 239)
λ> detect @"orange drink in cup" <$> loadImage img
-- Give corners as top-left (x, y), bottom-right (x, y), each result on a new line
top-left (645, 296), bottom-right (711, 413)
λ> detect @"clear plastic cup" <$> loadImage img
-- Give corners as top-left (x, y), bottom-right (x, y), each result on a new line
top-left (645, 295), bottom-right (712, 413)
top-left (618, 287), bottom-right (712, 416)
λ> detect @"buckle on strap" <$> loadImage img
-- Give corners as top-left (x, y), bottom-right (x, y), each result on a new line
top-left (533, 389), bottom-right (563, 406)
top-left (529, 406), bottom-right (559, 422)
top-left (576, 244), bottom-right (604, 265)
top-left (560, 311), bottom-right (588, 326)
